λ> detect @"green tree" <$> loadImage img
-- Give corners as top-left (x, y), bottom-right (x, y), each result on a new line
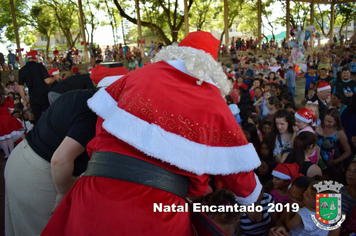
top-left (314, 4), bottom-right (331, 38)
top-left (189, 0), bottom-right (216, 31)
top-left (39, 0), bottom-right (81, 47)
top-left (28, 5), bottom-right (57, 57)
top-left (275, 1), bottom-right (310, 31)
top-left (335, 3), bottom-right (356, 38)
top-left (0, 0), bottom-right (34, 46)
top-left (113, 0), bottom-right (193, 45)
top-left (84, 0), bottom-right (101, 45)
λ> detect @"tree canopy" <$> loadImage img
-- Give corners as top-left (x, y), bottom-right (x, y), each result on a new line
top-left (1, 0), bottom-right (355, 51)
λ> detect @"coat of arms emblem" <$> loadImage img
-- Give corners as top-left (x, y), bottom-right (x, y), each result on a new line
top-left (312, 181), bottom-right (346, 230)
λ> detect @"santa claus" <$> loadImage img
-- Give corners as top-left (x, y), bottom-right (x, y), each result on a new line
top-left (42, 31), bottom-right (261, 236)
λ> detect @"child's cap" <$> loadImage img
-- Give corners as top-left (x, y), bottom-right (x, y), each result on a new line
top-left (272, 163), bottom-right (301, 181)
top-left (48, 68), bottom-right (59, 77)
top-left (295, 107), bottom-right (316, 124)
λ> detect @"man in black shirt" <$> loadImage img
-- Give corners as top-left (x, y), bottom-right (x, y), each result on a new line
top-left (48, 73), bottom-right (94, 104)
top-left (18, 51), bottom-right (55, 124)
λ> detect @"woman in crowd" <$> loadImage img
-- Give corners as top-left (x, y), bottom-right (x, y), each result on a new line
top-left (273, 109), bottom-right (295, 163)
top-left (262, 72), bottom-right (283, 84)
top-left (281, 131), bottom-right (322, 178)
top-left (316, 108), bottom-right (351, 171)
top-left (329, 93), bottom-right (347, 116)
top-left (264, 96), bottom-right (279, 123)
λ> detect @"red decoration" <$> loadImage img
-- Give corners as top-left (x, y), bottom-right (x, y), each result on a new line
top-left (259, 36), bottom-right (263, 40)
top-left (21, 48), bottom-right (24, 51)
top-left (86, 42), bottom-right (89, 46)
top-left (138, 40), bottom-right (141, 43)
top-left (81, 41), bottom-right (84, 45)
top-left (16, 49), bottom-right (19, 53)
top-left (142, 40), bottom-right (145, 44)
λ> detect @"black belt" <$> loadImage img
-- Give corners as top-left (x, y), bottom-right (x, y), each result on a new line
top-left (84, 151), bottom-right (189, 199)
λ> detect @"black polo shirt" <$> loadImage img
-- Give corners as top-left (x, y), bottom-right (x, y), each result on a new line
top-left (50, 74), bottom-right (94, 94)
top-left (18, 61), bottom-right (50, 105)
top-left (26, 89), bottom-right (98, 176)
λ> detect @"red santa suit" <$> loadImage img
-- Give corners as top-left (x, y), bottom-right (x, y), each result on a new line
top-left (42, 31), bottom-right (261, 236)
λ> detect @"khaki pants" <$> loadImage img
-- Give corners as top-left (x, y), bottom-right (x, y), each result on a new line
top-left (5, 139), bottom-right (56, 236)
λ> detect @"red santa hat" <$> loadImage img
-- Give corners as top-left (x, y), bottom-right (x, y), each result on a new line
top-left (90, 65), bottom-right (129, 85)
top-left (178, 31), bottom-right (219, 61)
top-left (295, 107), bottom-right (316, 124)
top-left (272, 163), bottom-right (301, 181)
top-left (48, 68), bottom-right (59, 77)
top-left (317, 81), bottom-right (331, 92)
top-left (26, 50), bottom-right (38, 59)
top-left (87, 32), bottom-right (261, 205)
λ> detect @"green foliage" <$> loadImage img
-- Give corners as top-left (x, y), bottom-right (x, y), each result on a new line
top-left (189, 0), bottom-right (217, 31)
top-left (274, 1), bottom-right (310, 30)
top-left (38, 0), bottom-right (80, 47)
top-left (0, 0), bottom-right (32, 45)
top-left (335, 3), bottom-right (356, 37)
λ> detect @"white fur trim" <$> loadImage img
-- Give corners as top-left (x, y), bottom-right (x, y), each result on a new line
top-left (0, 130), bottom-right (20, 141)
top-left (52, 70), bottom-right (59, 76)
top-left (97, 75), bottom-right (124, 88)
top-left (165, 60), bottom-right (217, 88)
top-left (235, 174), bottom-right (262, 206)
top-left (317, 85), bottom-right (331, 92)
top-left (151, 45), bottom-right (232, 96)
top-left (295, 113), bottom-right (312, 123)
top-left (87, 88), bottom-right (261, 175)
top-left (272, 170), bottom-right (291, 180)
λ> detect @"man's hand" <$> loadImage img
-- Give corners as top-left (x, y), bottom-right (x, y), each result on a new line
top-left (345, 91), bottom-right (354, 98)
top-left (52, 194), bottom-right (65, 214)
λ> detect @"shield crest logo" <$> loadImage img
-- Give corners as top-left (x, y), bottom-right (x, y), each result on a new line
top-left (316, 193), bottom-right (342, 225)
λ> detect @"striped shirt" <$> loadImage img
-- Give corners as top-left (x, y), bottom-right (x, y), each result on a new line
top-left (240, 193), bottom-right (274, 236)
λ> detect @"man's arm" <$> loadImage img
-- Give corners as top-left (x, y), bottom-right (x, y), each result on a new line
top-left (44, 77), bottom-right (55, 84)
top-left (17, 85), bottom-right (29, 107)
top-left (51, 136), bottom-right (85, 213)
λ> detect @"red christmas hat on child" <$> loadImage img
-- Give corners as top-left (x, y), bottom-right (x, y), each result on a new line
top-left (317, 81), bottom-right (331, 92)
top-left (295, 107), bottom-right (316, 124)
top-left (26, 50), bottom-right (38, 59)
top-left (90, 65), bottom-right (129, 86)
top-left (26, 50), bottom-right (37, 58)
top-left (178, 31), bottom-right (219, 61)
top-left (272, 163), bottom-right (301, 181)
top-left (48, 68), bottom-right (59, 77)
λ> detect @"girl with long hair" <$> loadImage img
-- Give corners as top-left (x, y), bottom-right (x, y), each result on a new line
top-left (273, 109), bottom-right (295, 163)
top-left (281, 131), bottom-right (322, 178)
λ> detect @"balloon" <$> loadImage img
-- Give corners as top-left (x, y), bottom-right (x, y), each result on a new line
top-left (288, 41), bottom-right (298, 48)
top-left (305, 31), bottom-right (311, 40)
top-left (305, 25), bottom-right (316, 33)
top-left (291, 49), bottom-right (298, 60)
top-left (296, 30), bottom-right (305, 48)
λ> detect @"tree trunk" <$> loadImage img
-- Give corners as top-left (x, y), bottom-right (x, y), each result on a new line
top-left (46, 35), bottom-right (50, 59)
